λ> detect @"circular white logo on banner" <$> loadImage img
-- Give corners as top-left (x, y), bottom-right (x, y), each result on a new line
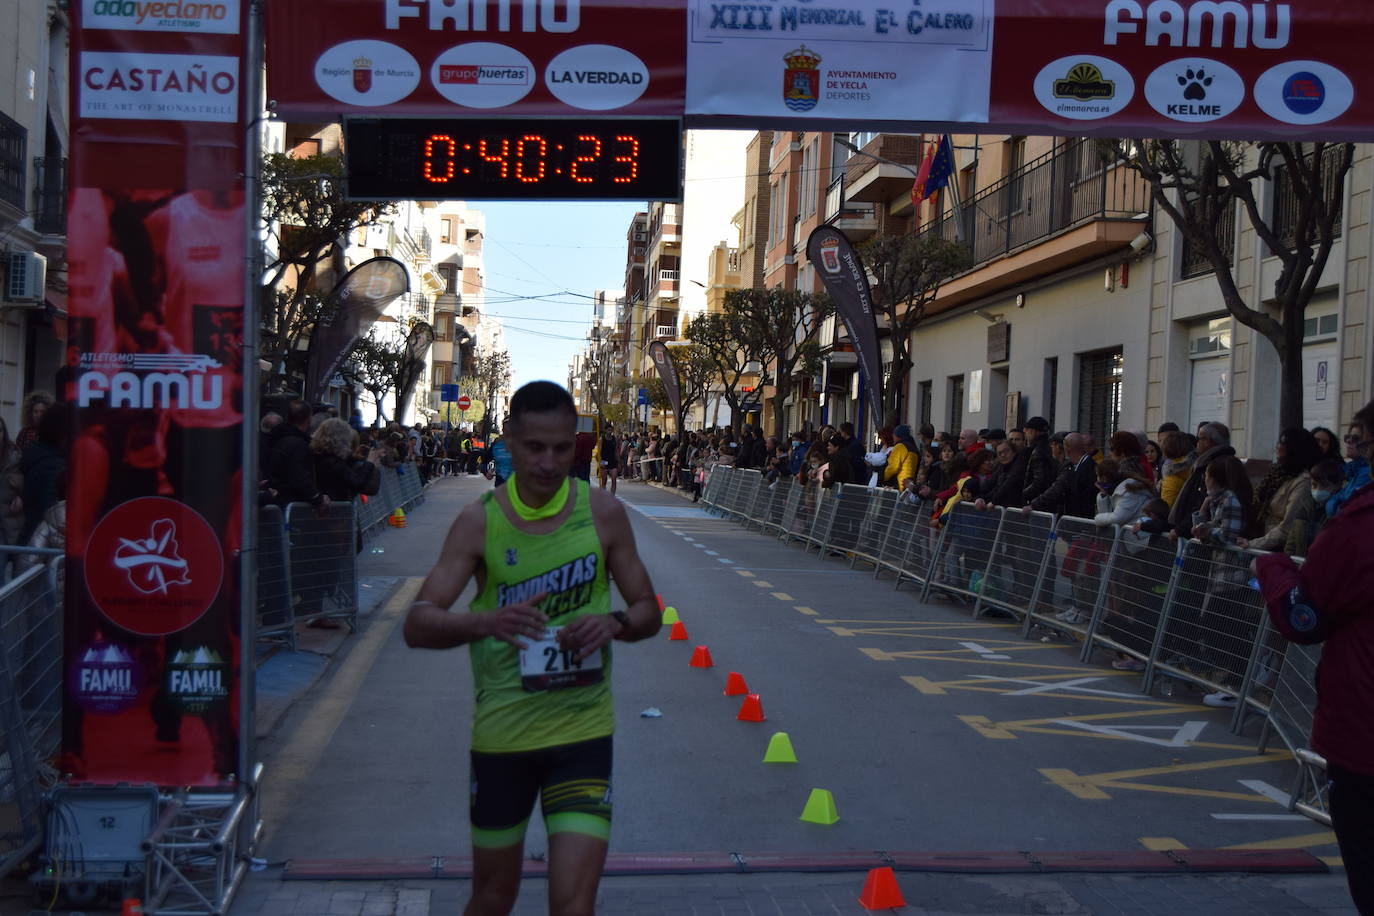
top-left (315, 40), bottom-right (420, 107)
top-left (544, 45), bottom-right (649, 111)
top-left (1253, 61), bottom-right (1354, 126)
top-left (1034, 55), bottom-right (1134, 120)
top-left (1144, 58), bottom-right (1244, 123)
top-left (431, 43), bottom-right (535, 109)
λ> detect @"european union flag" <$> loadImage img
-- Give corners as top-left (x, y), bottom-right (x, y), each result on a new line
top-left (925, 135), bottom-right (955, 198)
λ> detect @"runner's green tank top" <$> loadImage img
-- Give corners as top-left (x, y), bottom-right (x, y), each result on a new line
top-left (469, 478), bottom-right (613, 753)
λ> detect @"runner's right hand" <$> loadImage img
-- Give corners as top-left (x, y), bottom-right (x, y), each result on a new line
top-left (483, 592), bottom-right (550, 648)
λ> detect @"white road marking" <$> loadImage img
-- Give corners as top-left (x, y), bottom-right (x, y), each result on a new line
top-left (970, 674), bottom-right (1146, 700)
top-left (1239, 779), bottom-right (1295, 807)
top-left (958, 641), bottom-right (1012, 661)
top-left (717, 558), bottom-right (734, 564)
top-left (1210, 814), bottom-right (1307, 821)
top-left (705, 550), bottom-right (719, 556)
top-left (1050, 719), bottom-right (1208, 748)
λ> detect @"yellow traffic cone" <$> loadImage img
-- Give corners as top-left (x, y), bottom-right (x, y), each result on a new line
top-left (800, 788), bottom-right (838, 825)
top-left (763, 732), bottom-right (797, 763)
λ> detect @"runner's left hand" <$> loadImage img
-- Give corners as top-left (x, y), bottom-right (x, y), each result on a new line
top-left (557, 615), bottom-right (620, 663)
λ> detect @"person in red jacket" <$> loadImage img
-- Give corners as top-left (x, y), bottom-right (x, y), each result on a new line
top-left (1254, 398), bottom-right (1374, 915)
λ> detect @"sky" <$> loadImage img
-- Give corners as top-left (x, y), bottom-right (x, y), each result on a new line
top-left (475, 202), bottom-right (640, 389)
top-left (473, 131), bottom-right (753, 392)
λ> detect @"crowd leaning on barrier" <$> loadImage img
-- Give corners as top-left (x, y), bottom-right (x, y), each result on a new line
top-left (700, 465), bottom-right (1332, 829)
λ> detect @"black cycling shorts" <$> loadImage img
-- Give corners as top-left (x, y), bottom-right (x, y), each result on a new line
top-left (469, 735), bottom-right (612, 848)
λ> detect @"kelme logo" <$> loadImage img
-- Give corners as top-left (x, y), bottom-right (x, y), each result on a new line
top-left (83, 0), bottom-right (241, 34)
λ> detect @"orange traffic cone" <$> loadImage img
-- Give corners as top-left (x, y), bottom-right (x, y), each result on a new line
top-left (669, 621), bottom-right (688, 641)
top-left (122, 899), bottom-right (144, 916)
top-left (656, 594), bottom-right (665, 611)
top-left (858, 866), bottom-right (906, 910)
top-left (723, 671), bottom-right (749, 695)
top-left (737, 693), bottom-right (765, 722)
top-left (690, 645), bottom-right (714, 668)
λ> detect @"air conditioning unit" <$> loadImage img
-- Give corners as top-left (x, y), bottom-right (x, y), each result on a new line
top-left (5, 252), bottom-right (47, 304)
top-left (633, 231), bottom-right (647, 242)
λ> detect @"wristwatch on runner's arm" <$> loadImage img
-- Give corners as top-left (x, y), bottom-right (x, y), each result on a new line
top-left (610, 610), bottom-right (631, 638)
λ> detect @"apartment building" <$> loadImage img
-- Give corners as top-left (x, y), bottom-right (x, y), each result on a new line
top-left (0, 0), bottom-right (68, 429)
top-left (800, 132), bottom-right (1371, 457)
top-left (631, 201), bottom-right (682, 378)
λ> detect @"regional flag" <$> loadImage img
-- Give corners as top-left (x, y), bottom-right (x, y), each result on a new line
top-left (910, 141), bottom-right (936, 207)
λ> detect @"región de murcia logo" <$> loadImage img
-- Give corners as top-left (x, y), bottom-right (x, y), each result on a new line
top-left (113, 518), bottom-right (192, 595)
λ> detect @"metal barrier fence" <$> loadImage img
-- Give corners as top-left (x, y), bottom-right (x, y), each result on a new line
top-left (285, 501), bottom-right (360, 632)
top-left (0, 548), bottom-right (63, 879)
top-left (358, 462), bottom-right (427, 542)
top-left (687, 467), bottom-right (1328, 825)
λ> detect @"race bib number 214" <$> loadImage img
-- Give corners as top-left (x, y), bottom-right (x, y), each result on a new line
top-left (519, 627), bottom-right (603, 693)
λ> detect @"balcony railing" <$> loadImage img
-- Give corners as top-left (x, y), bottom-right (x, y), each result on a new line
top-left (32, 156), bottom-right (65, 234)
top-left (825, 173), bottom-right (877, 227)
top-left (396, 291), bottom-right (431, 322)
top-left (1274, 144), bottom-right (1346, 249)
top-left (657, 268), bottom-right (680, 283)
top-left (654, 325), bottom-right (676, 339)
top-left (0, 112), bottom-right (26, 211)
top-left (921, 138), bottom-right (1150, 271)
top-left (1180, 200), bottom-right (1236, 280)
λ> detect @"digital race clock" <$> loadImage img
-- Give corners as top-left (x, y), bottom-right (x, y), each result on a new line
top-left (344, 118), bottom-right (682, 202)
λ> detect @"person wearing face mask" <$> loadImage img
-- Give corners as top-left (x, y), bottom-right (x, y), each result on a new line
top-left (1272, 458), bottom-right (1345, 555)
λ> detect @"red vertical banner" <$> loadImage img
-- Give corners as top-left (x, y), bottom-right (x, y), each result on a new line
top-left (65, 0), bottom-right (248, 787)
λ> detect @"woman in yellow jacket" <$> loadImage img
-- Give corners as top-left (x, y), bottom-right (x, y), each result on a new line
top-left (884, 424), bottom-right (921, 488)
top-left (1158, 431), bottom-right (1194, 509)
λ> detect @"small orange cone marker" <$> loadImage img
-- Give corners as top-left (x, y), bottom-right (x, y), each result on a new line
top-left (723, 671), bottom-right (749, 695)
top-left (661, 606), bottom-right (681, 625)
top-left (668, 621), bottom-right (688, 641)
top-left (656, 594), bottom-right (665, 611)
top-left (737, 693), bottom-right (766, 722)
top-left (122, 900), bottom-right (144, 916)
top-left (858, 867), bottom-right (906, 910)
top-left (389, 507), bottom-right (407, 527)
top-left (690, 645), bottom-right (715, 668)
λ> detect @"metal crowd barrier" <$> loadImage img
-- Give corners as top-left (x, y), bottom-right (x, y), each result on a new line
top-left (256, 505), bottom-right (295, 652)
top-left (0, 548), bottom-right (63, 879)
top-left (284, 501), bottom-right (359, 633)
top-left (358, 462), bottom-right (426, 542)
top-left (689, 467), bottom-right (1329, 826)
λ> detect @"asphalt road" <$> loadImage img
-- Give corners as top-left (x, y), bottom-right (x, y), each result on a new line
top-left (253, 473), bottom-right (1338, 865)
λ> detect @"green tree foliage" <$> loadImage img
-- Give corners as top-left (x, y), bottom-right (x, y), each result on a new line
top-left (685, 310), bottom-right (764, 435)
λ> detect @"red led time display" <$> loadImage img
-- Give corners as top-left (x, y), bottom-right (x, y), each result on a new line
top-left (344, 118), bottom-right (681, 202)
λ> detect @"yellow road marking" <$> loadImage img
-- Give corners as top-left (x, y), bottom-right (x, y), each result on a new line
top-left (1140, 837), bottom-right (1188, 851)
top-left (903, 676), bottom-right (946, 694)
top-left (793, 606), bottom-right (818, 616)
top-left (259, 577), bottom-right (419, 834)
top-left (1226, 831), bottom-right (1338, 850)
top-left (827, 627), bottom-right (856, 637)
top-left (770, 592), bottom-right (793, 601)
top-left (1009, 725), bottom-right (1263, 752)
top-left (1088, 752), bottom-right (1290, 783)
top-left (1040, 768), bottom-right (1112, 800)
top-left (861, 648), bottom-right (897, 661)
top-left (735, 570), bottom-right (755, 578)
top-left (1319, 856), bottom-right (1344, 867)
top-left (752, 580), bottom-right (773, 588)
top-left (959, 715), bottom-right (1016, 739)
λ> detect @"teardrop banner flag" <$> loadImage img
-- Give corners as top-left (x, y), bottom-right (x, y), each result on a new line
top-left (806, 226), bottom-right (884, 428)
top-left (648, 340), bottom-right (683, 433)
top-left (304, 256), bottom-right (410, 405)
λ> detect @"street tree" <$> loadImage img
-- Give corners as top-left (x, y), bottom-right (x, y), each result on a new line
top-left (667, 343), bottom-right (717, 429)
top-left (341, 319), bottom-right (434, 425)
top-left (860, 233), bottom-right (972, 425)
top-left (471, 348), bottom-right (513, 437)
top-left (1105, 139), bottom-right (1353, 430)
top-left (260, 152), bottom-right (396, 392)
top-left (685, 310), bottom-right (765, 436)
top-left (722, 288), bottom-right (833, 437)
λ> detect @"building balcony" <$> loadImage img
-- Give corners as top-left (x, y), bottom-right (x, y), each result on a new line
top-left (0, 112), bottom-right (26, 214)
top-left (654, 325), bottom-right (676, 339)
top-left (32, 156), bottom-right (65, 236)
top-left (924, 139), bottom-right (1152, 312)
top-left (845, 134), bottom-right (923, 203)
top-left (824, 174), bottom-right (878, 242)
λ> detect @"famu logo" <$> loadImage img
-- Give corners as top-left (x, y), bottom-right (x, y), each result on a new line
top-left (165, 646), bottom-right (230, 714)
top-left (1054, 63), bottom-right (1115, 101)
top-left (70, 640), bottom-right (140, 714)
top-left (83, 0), bottom-right (241, 33)
top-left (497, 553), bottom-right (598, 619)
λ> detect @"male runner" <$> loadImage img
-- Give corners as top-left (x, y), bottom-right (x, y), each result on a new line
top-left (598, 424), bottom-right (620, 496)
top-left (405, 381), bottom-right (660, 916)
